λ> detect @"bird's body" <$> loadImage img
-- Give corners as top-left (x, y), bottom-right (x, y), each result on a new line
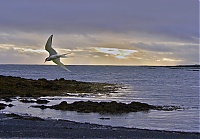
top-left (44, 35), bottom-right (71, 72)
top-left (45, 54), bottom-right (67, 61)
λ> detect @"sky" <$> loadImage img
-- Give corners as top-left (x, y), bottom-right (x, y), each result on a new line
top-left (0, 0), bottom-right (199, 66)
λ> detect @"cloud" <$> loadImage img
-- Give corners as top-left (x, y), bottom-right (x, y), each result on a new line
top-left (0, 0), bottom-right (198, 65)
top-left (0, 0), bottom-right (198, 40)
top-left (95, 47), bottom-right (137, 59)
top-left (157, 58), bottom-right (182, 62)
top-left (0, 44), bottom-right (46, 64)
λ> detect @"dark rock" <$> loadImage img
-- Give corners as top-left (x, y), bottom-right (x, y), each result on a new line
top-left (31, 101), bottom-right (181, 114)
top-left (36, 99), bottom-right (50, 104)
top-left (0, 103), bottom-right (7, 110)
top-left (99, 117), bottom-right (110, 120)
top-left (20, 99), bottom-right (36, 103)
top-left (8, 104), bottom-right (14, 107)
top-left (0, 103), bottom-right (14, 110)
top-left (2, 97), bottom-right (12, 102)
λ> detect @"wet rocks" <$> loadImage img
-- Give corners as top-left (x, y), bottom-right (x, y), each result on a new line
top-left (99, 117), bottom-right (110, 120)
top-left (0, 103), bottom-right (14, 110)
top-left (0, 75), bottom-right (119, 98)
top-left (19, 98), bottom-right (49, 104)
top-left (31, 100), bottom-right (180, 114)
top-left (1, 97), bottom-right (13, 102)
top-left (36, 99), bottom-right (50, 104)
top-left (20, 99), bottom-right (36, 103)
top-left (0, 103), bottom-right (7, 110)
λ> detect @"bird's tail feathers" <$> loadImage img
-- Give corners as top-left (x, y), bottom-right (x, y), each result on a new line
top-left (60, 53), bottom-right (71, 58)
top-left (60, 54), bottom-right (67, 58)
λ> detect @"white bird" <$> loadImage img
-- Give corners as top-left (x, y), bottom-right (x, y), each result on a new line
top-left (44, 35), bottom-right (71, 72)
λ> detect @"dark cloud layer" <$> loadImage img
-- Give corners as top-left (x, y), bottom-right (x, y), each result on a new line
top-left (0, 0), bottom-right (198, 41)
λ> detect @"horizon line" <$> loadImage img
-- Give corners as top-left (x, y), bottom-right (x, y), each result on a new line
top-left (0, 63), bottom-right (199, 67)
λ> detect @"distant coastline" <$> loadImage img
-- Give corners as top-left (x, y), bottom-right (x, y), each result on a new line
top-left (0, 64), bottom-right (199, 67)
top-left (175, 64), bottom-right (200, 67)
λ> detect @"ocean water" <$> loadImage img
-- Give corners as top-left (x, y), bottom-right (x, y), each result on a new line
top-left (0, 65), bottom-right (199, 132)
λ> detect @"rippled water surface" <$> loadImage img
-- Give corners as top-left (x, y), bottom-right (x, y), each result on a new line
top-left (0, 65), bottom-right (199, 132)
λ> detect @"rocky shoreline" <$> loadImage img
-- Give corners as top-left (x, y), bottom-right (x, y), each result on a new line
top-left (0, 75), bottom-right (119, 98)
top-left (0, 75), bottom-right (181, 114)
top-left (0, 75), bottom-right (199, 138)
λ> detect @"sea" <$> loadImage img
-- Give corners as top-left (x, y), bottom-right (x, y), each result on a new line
top-left (0, 64), bottom-right (199, 133)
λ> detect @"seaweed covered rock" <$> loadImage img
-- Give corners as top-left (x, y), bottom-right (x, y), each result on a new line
top-left (32, 101), bottom-right (179, 114)
top-left (0, 75), bottom-right (120, 98)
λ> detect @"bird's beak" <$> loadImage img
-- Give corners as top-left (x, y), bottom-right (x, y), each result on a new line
top-left (44, 60), bottom-right (46, 63)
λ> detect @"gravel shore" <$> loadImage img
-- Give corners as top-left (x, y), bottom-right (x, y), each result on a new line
top-left (0, 113), bottom-right (199, 139)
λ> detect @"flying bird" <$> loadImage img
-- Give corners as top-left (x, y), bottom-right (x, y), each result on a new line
top-left (44, 35), bottom-right (71, 72)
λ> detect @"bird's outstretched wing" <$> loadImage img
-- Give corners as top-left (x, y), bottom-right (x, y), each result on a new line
top-left (53, 59), bottom-right (71, 72)
top-left (45, 35), bottom-right (57, 56)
